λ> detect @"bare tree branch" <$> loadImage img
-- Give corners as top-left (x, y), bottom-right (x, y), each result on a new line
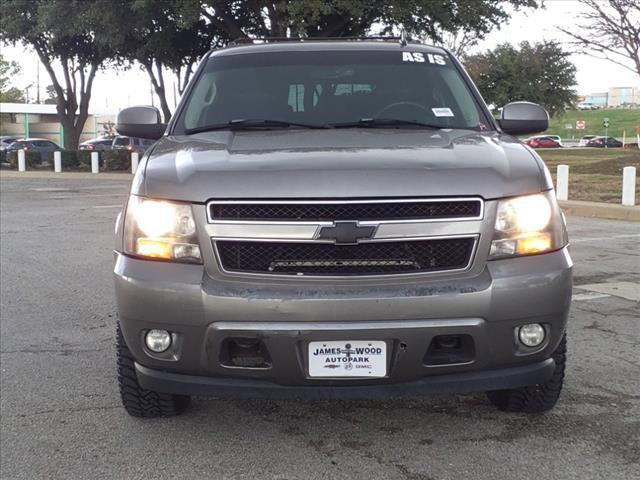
top-left (558, 0), bottom-right (640, 79)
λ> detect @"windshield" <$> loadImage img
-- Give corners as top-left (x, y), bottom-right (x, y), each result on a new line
top-left (176, 49), bottom-right (489, 132)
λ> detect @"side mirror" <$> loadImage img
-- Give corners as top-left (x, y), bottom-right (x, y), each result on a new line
top-left (115, 106), bottom-right (166, 140)
top-left (499, 101), bottom-right (549, 135)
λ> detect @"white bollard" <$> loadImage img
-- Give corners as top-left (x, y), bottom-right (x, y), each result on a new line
top-left (91, 152), bottom-right (99, 173)
top-left (18, 149), bottom-right (26, 172)
top-left (131, 151), bottom-right (139, 174)
top-left (622, 166), bottom-right (636, 206)
top-left (556, 164), bottom-right (569, 201)
top-left (54, 151), bottom-right (62, 173)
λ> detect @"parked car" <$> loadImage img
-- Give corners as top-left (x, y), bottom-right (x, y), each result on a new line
top-left (528, 134), bottom-right (562, 146)
top-left (113, 37), bottom-right (571, 418)
top-left (578, 135), bottom-right (597, 147)
top-left (79, 137), bottom-right (114, 151)
top-left (111, 135), bottom-right (155, 154)
top-left (586, 136), bottom-right (623, 148)
top-left (524, 136), bottom-right (562, 148)
top-left (0, 135), bottom-right (19, 152)
top-left (5, 138), bottom-right (60, 161)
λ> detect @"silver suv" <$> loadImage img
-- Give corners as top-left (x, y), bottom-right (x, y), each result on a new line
top-left (114, 38), bottom-right (571, 418)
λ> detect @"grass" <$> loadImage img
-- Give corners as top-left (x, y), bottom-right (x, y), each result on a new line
top-left (546, 108), bottom-right (640, 139)
top-left (537, 148), bottom-right (640, 203)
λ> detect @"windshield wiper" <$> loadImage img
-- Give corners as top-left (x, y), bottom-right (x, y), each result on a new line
top-left (329, 118), bottom-right (442, 129)
top-left (185, 119), bottom-right (331, 134)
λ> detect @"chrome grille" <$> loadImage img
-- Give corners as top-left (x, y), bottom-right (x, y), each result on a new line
top-left (208, 198), bottom-right (483, 277)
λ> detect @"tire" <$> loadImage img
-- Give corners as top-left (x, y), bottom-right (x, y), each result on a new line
top-left (487, 334), bottom-right (567, 413)
top-left (116, 323), bottom-right (190, 417)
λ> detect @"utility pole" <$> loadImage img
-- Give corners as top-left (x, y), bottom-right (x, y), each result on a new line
top-left (36, 60), bottom-right (40, 104)
top-left (173, 80), bottom-right (177, 109)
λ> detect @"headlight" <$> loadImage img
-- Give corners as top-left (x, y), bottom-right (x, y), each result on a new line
top-left (123, 195), bottom-right (202, 263)
top-left (489, 191), bottom-right (567, 259)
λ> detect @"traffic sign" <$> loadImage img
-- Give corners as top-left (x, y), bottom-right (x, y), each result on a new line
top-left (576, 120), bottom-right (586, 130)
top-left (603, 118), bottom-right (610, 128)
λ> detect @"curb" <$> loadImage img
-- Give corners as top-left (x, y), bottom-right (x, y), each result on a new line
top-left (559, 200), bottom-right (640, 222)
top-left (0, 170), bottom-right (132, 181)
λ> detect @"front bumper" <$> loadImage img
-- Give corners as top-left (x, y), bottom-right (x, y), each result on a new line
top-left (114, 247), bottom-right (572, 394)
top-left (135, 358), bottom-right (556, 400)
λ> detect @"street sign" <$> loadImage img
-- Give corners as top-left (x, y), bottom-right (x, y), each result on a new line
top-left (576, 120), bottom-right (586, 130)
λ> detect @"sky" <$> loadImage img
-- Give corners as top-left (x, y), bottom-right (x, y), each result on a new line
top-left (1, 0), bottom-right (638, 113)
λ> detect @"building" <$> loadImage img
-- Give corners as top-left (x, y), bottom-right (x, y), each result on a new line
top-left (0, 103), bottom-right (116, 145)
top-left (582, 92), bottom-right (608, 108)
top-left (608, 86), bottom-right (640, 107)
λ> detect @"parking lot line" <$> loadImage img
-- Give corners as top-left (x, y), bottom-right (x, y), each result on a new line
top-left (575, 282), bottom-right (640, 302)
top-left (50, 194), bottom-right (126, 199)
top-left (572, 292), bottom-right (611, 301)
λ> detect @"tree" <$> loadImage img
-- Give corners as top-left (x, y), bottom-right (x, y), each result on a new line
top-left (558, 0), bottom-right (640, 80)
top-left (464, 41), bottom-right (577, 117)
top-left (0, 54), bottom-right (25, 103)
top-left (118, 0), bottom-right (227, 122)
top-left (200, 1), bottom-right (539, 41)
top-left (44, 85), bottom-right (57, 104)
top-left (0, 1), bottom-right (118, 149)
top-left (121, 0), bottom-right (541, 121)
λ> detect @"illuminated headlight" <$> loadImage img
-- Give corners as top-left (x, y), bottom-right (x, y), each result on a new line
top-left (489, 191), bottom-right (567, 259)
top-left (124, 195), bottom-right (202, 263)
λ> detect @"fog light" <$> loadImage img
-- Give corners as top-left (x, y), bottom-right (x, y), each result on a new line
top-left (145, 329), bottom-right (171, 353)
top-left (518, 324), bottom-right (545, 347)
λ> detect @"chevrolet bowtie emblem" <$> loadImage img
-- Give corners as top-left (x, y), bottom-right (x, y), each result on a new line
top-left (317, 221), bottom-right (376, 245)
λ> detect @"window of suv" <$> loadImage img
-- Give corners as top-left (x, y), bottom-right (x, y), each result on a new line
top-left (177, 49), bottom-right (490, 132)
top-left (113, 136), bottom-right (130, 146)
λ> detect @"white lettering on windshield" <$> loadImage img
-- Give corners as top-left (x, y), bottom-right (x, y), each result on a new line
top-left (403, 52), bottom-right (446, 65)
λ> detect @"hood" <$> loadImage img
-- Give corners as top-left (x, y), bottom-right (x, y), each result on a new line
top-left (137, 129), bottom-right (549, 202)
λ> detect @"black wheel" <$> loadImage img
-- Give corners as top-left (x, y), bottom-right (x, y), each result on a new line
top-left (487, 334), bottom-right (567, 413)
top-left (116, 323), bottom-right (190, 417)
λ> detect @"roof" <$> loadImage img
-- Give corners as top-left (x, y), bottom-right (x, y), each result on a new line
top-left (0, 102), bottom-right (115, 115)
top-left (212, 40), bottom-right (447, 57)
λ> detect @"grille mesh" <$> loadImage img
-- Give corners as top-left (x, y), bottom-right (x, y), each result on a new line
top-left (209, 200), bottom-right (481, 221)
top-left (216, 238), bottom-right (474, 276)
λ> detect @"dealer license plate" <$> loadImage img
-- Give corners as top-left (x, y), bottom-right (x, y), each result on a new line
top-left (308, 340), bottom-right (386, 377)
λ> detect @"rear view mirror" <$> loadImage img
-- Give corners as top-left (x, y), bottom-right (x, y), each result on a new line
top-left (115, 106), bottom-right (166, 140)
top-left (499, 102), bottom-right (549, 135)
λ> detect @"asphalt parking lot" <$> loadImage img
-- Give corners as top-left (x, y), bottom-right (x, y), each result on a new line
top-left (1, 172), bottom-right (638, 480)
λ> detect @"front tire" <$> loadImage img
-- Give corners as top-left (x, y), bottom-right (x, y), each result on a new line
top-left (116, 323), bottom-right (190, 417)
top-left (487, 334), bottom-right (567, 413)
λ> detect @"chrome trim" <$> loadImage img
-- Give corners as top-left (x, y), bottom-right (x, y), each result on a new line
top-left (205, 219), bottom-right (483, 242)
top-left (212, 234), bottom-right (479, 279)
top-left (211, 318), bottom-right (484, 332)
top-left (206, 197), bottom-right (484, 224)
top-left (207, 222), bottom-right (332, 240)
